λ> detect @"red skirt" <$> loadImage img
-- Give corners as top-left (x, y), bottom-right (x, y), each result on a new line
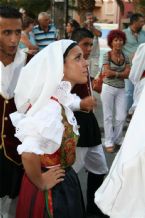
top-left (16, 168), bottom-right (86, 218)
top-left (16, 174), bottom-right (49, 218)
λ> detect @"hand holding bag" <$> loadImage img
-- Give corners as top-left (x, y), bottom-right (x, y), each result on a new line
top-left (92, 71), bottom-right (104, 93)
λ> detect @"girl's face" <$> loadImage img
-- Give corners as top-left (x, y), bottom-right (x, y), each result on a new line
top-left (111, 37), bottom-right (124, 50)
top-left (66, 23), bottom-right (73, 34)
top-left (63, 45), bottom-right (88, 86)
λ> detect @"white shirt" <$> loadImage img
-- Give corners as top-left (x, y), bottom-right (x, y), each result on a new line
top-left (0, 49), bottom-right (27, 99)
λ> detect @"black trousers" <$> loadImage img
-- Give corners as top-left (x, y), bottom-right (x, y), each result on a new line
top-left (86, 172), bottom-right (109, 218)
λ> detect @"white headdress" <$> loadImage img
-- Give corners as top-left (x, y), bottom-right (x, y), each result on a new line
top-left (14, 39), bottom-right (76, 115)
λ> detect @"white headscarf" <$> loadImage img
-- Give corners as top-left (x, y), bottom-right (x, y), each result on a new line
top-left (14, 39), bottom-right (76, 115)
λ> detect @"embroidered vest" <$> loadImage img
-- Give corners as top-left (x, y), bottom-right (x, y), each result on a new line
top-left (0, 95), bottom-right (22, 165)
top-left (40, 108), bottom-right (78, 168)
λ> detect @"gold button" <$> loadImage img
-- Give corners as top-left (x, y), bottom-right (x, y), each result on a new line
top-left (5, 100), bottom-right (9, 104)
top-left (4, 117), bottom-right (8, 121)
top-left (2, 135), bottom-right (6, 138)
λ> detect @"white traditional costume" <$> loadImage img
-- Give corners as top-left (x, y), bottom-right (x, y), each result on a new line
top-left (95, 84), bottom-right (145, 218)
top-left (11, 40), bottom-right (86, 218)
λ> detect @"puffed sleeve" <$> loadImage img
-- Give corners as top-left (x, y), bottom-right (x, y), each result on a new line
top-left (68, 94), bottom-right (81, 111)
top-left (10, 99), bottom-right (64, 155)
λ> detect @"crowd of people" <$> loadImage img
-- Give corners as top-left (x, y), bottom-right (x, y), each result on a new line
top-left (1, 4), bottom-right (145, 218)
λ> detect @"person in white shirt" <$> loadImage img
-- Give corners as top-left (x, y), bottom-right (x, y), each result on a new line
top-left (0, 5), bottom-right (28, 218)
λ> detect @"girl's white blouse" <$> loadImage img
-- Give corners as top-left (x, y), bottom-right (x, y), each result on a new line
top-left (10, 81), bottom-right (80, 155)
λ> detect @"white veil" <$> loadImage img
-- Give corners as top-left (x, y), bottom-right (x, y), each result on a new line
top-left (14, 39), bottom-right (76, 115)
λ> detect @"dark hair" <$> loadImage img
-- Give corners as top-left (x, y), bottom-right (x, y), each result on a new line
top-left (130, 13), bottom-right (144, 25)
top-left (22, 17), bottom-right (34, 30)
top-left (67, 19), bottom-right (80, 31)
top-left (63, 42), bottom-right (78, 60)
top-left (0, 5), bottom-right (22, 19)
top-left (107, 29), bottom-right (126, 48)
top-left (71, 27), bottom-right (94, 43)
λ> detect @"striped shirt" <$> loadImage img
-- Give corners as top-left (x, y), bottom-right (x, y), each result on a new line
top-left (33, 24), bottom-right (57, 50)
top-left (103, 51), bottom-right (130, 88)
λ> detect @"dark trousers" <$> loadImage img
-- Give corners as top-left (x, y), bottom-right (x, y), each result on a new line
top-left (86, 172), bottom-right (109, 217)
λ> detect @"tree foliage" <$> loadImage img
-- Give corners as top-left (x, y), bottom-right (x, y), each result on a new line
top-left (133, 0), bottom-right (145, 13)
top-left (0, 0), bottom-right (51, 18)
top-left (77, 0), bottom-right (96, 12)
top-left (0, 0), bottom-right (145, 20)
